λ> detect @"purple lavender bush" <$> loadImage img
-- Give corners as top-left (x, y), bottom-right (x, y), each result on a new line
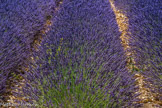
top-left (16, 0), bottom-right (138, 107)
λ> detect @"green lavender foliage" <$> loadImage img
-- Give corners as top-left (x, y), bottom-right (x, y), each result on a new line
top-left (36, 41), bottom-right (112, 108)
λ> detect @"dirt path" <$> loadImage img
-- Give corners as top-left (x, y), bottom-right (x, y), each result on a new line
top-left (109, 0), bottom-right (161, 108)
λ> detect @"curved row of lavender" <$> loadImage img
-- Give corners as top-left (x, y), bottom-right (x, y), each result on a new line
top-left (0, 0), bottom-right (57, 101)
top-left (113, 0), bottom-right (162, 102)
top-left (15, 0), bottom-right (138, 107)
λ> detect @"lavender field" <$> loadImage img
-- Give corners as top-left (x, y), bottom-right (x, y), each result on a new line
top-left (0, 0), bottom-right (161, 108)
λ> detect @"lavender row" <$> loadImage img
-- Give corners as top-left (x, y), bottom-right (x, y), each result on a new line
top-left (16, 0), bottom-right (138, 107)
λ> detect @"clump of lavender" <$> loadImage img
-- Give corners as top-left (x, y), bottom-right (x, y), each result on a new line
top-left (16, 0), bottom-right (138, 107)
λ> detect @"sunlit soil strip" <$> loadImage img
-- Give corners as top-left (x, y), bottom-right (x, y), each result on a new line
top-left (109, 1), bottom-right (159, 107)
top-left (5, 2), bottom-right (63, 108)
